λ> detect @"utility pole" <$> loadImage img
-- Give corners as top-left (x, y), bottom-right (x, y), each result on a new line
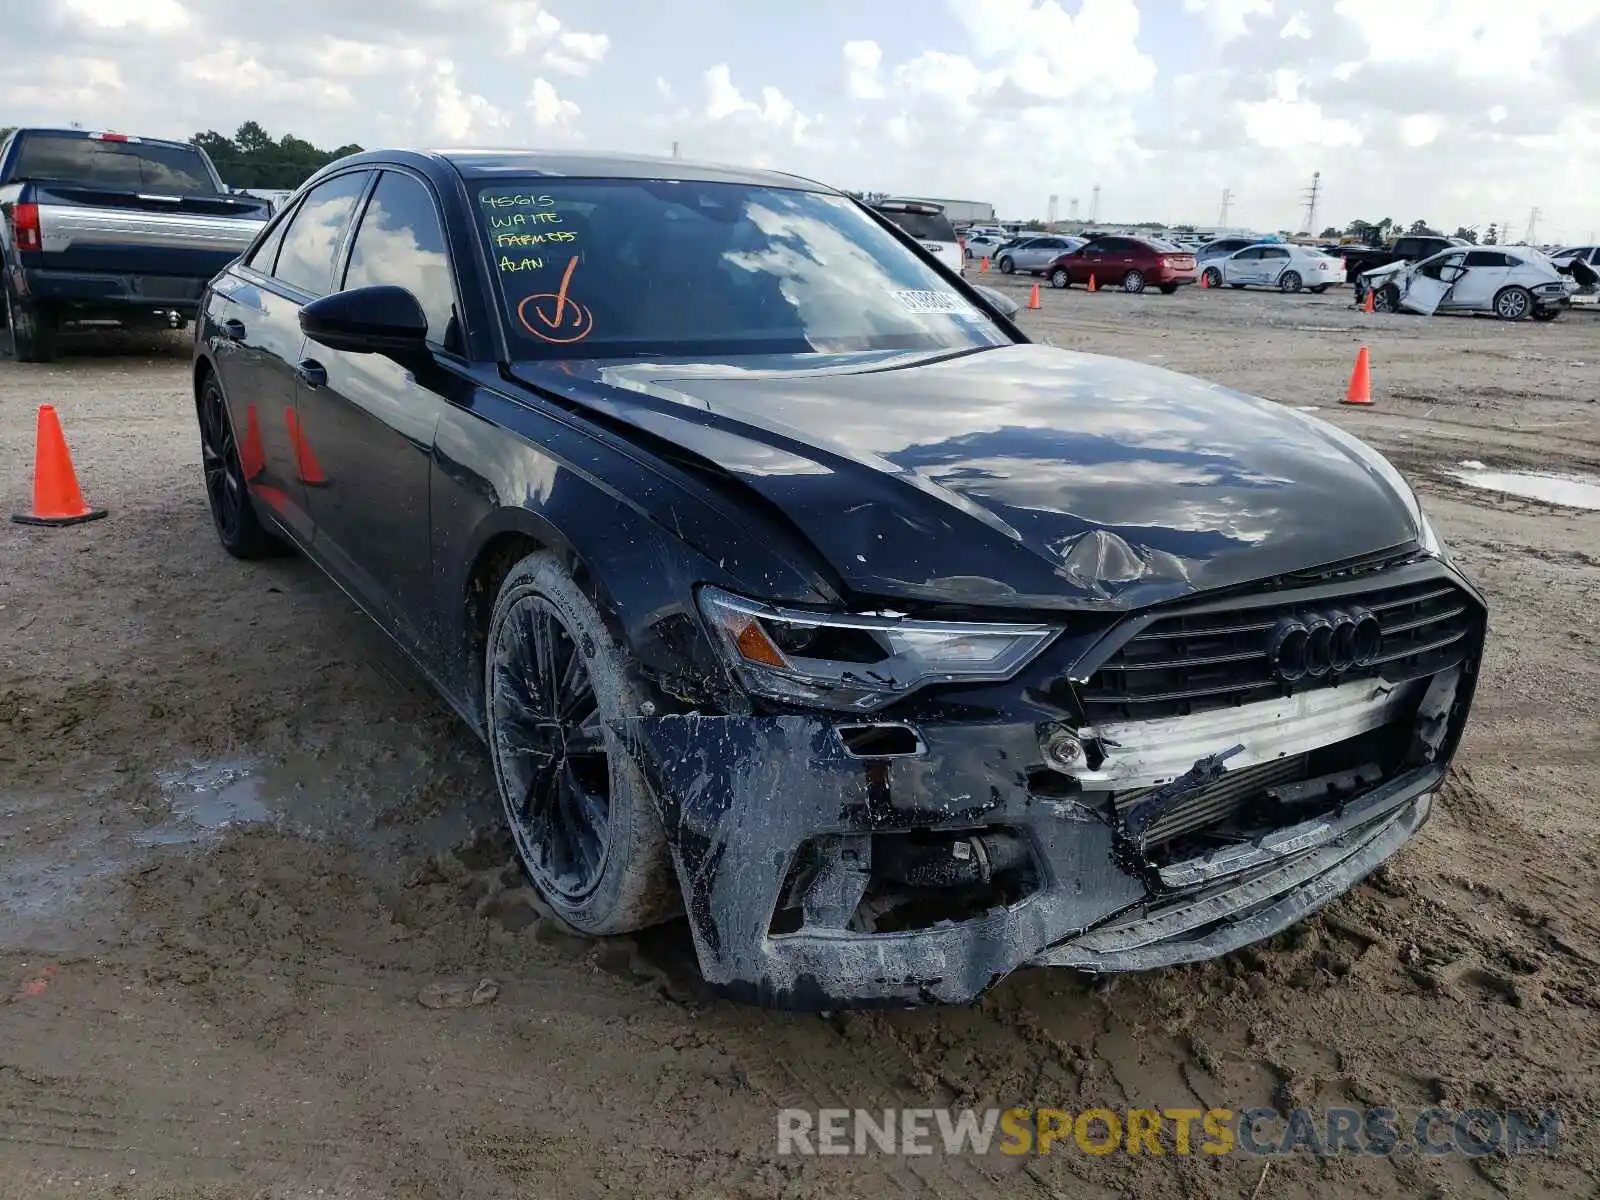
top-left (1068, 197), bottom-right (1079, 223)
top-left (1218, 188), bottom-right (1233, 228)
top-left (1088, 184), bottom-right (1100, 224)
top-left (1047, 194), bottom-right (1058, 230)
top-left (1299, 171), bottom-right (1321, 236)
top-left (1523, 207), bottom-right (1541, 244)
top-left (671, 141), bottom-right (681, 159)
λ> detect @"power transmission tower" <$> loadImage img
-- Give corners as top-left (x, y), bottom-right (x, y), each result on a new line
top-left (1047, 194), bottom-right (1058, 229)
top-left (1218, 188), bottom-right (1233, 227)
top-left (1088, 184), bottom-right (1100, 223)
top-left (1524, 207), bottom-right (1541, 244)
top-left (1300, 171), bottom-right (1321, 235)
top-left (1068, 197), bottom-right (1079, 222)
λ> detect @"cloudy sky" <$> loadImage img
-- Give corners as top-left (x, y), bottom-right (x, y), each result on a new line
top-left (5, 0), bottom-right (1598, 241)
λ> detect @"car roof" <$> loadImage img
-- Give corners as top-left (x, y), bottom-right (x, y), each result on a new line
top-left (323, 147), bottom-right (837, 193)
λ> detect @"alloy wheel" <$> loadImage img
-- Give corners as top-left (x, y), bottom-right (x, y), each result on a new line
top-left (1280, 271), bottom-right (1302, 293)
top-left (1123, 271), bottom-right (1145, 293)
top-left (199, 381), bottom-right (245, 544)
top-left (1496, 288), bottom-right (1529, 320)
top-left (491, 596), bottom-right (613, 902)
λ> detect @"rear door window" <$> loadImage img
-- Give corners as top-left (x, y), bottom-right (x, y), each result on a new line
top-left (342, 171), bottom-right (458, 348)
top-left (272, 171), bottom-right (372, 297)
top-left (10, 132), bottom-right (218, 194)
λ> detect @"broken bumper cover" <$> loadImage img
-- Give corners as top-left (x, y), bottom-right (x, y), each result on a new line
top-left (625, 712), bottom-right (1446, 1009)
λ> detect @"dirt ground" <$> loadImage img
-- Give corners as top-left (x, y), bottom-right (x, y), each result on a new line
top-left (1, 286), bottom-right (1597, 1199)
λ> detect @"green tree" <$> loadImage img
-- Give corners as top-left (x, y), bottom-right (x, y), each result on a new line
top-left (1483, 223), bottom-right (1498, 245)
top-left (1452, 226), bottom-right (1478, 244)
top-left (1320, 226), bottom-right (1341, 238)
top-left (1408, 218), bottom-right (1438, 235)
top-left (190, 121), bottom-right (363, 189)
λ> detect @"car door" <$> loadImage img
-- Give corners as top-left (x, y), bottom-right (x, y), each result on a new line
top-left (1022, 237), bottom-right (1065, 271)
top-left (292, 169), bottom-right (462, 657)
top-left (211, 170), bottom-right (373, 542)
top-left (1224, 247), bottom-right (1259, 285)
top-left (1258, 246), bottom-right (1291, 286)
top-left (1448, 250), bottom-right (1512, 310)
top-left (1396, 251), bottom-right (1463, 314)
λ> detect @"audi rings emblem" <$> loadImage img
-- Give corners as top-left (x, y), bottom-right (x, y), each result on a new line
top-left (1268, 608), bottom-right (1382, 682)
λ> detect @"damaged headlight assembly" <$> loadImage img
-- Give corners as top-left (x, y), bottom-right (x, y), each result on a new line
top-left (697, 585), bottom-right (1062, 711)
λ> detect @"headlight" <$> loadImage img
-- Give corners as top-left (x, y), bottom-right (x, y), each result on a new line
top-left (696, 586), bottom-right (1061, 711)
top-left (1416, 508), bottom-right (1450, 560)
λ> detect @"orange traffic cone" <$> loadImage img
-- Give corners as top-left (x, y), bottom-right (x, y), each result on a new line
top-left (284, 407), bottom-right (328, 486)
top-left (1199, 270), bottom-right (1209, 289)
top-left (1027, 283), bottom-right (1041, 310)
top-left (11, 405), bottom-right (107, 527)
top-left (1363, 287), bottom-right (1376, 314)
top-left (239, 403), bottom-right (266, 482)
top-left (1343, 346), bottom-right (1373, 406)
top-left (980, 256), bottom-right (990, 273)
top-left (1088, 274), bottom-right (1098, 292)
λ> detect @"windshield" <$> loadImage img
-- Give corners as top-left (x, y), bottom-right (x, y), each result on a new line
top-left (10, 134), bottom-right (219, 194)
top-left (873, 207), bottom-right (958, 243)
top-left (479, 180), bottom-right (1009, 360)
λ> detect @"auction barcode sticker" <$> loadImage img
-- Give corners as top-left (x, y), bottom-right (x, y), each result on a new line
top-left (891, 290), bottom-right (980, 315)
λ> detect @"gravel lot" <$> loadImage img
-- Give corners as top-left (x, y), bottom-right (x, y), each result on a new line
top-left (2, 287), bottom-right (1597, 1199)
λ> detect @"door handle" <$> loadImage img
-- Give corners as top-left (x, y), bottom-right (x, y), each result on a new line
top-left (295, 358), bottom-right (327, 389)
top-left (221, 318), bottom-right (246, 342)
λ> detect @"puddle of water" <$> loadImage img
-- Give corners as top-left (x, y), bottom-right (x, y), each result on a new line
top-left (136, 760), bottom-right (273, 846)
top-left (1445, 466), bottom-right (1600, 510)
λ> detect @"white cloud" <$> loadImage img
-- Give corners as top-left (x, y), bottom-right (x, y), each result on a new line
top-left (62, 0), bottom-right (190, 33)
top-left (842, 40), bottom-right (886, 100)
top-left (424, 59), bottom-right (511, 143)
top-left (1240, 69), bottom-right (1361, 149)
top-left (527, 78), bottom-right (580, 131)
top-left (497, 2), bottom-right (609, 76)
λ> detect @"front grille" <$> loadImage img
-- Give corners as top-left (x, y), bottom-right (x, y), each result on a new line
top-left (1114, 754), bottom-right (1308, 845)
top-left (1078, 575), bottom-right (1474, 722)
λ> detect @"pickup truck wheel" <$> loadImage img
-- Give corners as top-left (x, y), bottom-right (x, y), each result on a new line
top-left (1493, 286), bottom-right (1531, 321)
top-left (1279, 271), bottom-right (1303, 293)
top-left (1049, 268), bottom-right (1071, 289)
top-left (486, 552), bottom-right (680, 935)
top-left (3, 281), bottom-right (57, 363)
top-left (198, 373), bottom-right (282, 559)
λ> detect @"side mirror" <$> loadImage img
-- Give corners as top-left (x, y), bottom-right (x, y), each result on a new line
top-left (300, 285), bottom-right (429, 359)
top-left (971, 283), bottom-right (1019, 318)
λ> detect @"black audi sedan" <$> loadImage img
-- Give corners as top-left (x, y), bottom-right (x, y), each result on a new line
top-left (193, 149), bottom-right (1486, 1008)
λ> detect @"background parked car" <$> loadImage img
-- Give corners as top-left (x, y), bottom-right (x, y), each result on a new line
top-left (1046, 235), bottom-right (1196, 293)
top-left (871, 199), bottom-right (964, 274)
top-left (997, 235), bottom-right (1084, 275)
top-left (1361, 245), bottom-right (1576, 320)
top-left (1203, 243), bottom-right (1343, 293)
top-left (1195, 237), bottom-right (1258, 268)
top-left (962, 232), bottom-right (1008, 261)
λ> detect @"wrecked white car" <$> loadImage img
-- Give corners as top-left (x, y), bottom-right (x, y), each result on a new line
top-left (1362, 246), bottom-right (1580, 321)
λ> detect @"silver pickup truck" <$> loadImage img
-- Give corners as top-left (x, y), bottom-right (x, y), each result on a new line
top-left (1, 128), bottom-right (270, 361)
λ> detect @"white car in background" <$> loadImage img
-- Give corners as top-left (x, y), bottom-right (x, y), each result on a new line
top-left (1360, 245), bottom-right (1577, 320)
top-left (1202, 243), bottom-right (1343, 293)
top-left (871, 199), bottom-right (965, 274)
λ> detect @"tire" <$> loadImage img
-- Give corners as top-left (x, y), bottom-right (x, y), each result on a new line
top-left (1279, 270), bottom-right (1303, 294)
top-left (486, 552), bottom-right (679, 935)
top-left (197, 371), bottom-right (282, 559)
top-left (1202, 267), bottom-right (1223, 289)
top-left (1530, 307), bottom-right (1561, 322)
top-left (1374, 285), bottom-right (1401, 313)
top-left (997, 256), bottom-right (1015, 274)
top-left (1309, 285), bottom-right (1329, 294)
top-left (1122, 270), bottom-right (1146, 294)
top-left (1159, 284), bottom-right (1178, 295)
top-left (1050, 268), bottom-right (1070, 289)
top-left (1493, 286), bottom-right (1532, 321)
top-left (1229, 283), bottom-right (1246, 289)
top-left (3, 277), bottom-right (57, 363)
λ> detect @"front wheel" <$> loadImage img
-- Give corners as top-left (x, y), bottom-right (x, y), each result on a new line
top-left (1279, 270), bottom-right (1303, 293)
top-left (3, 278), bottom-right (57, 363)
top-left (486, 552), bottom-right (680, 935)
top-left (198, 373), bottom-right (282, 559)
top-left (1159, 284), bottom-right (1179, 295)
top-left (1202, 267), bottom-right (1223, 288)
top-left (1122, 270), bottom-right (1146, 294)
top-left (997, 257), bottom-right (1015, 274)
top-left (1494, 286), bottom-right (1532, 321)
top-left (1050, 268), bottom-right (1071, 289)
top-left (1373, 285), bottom-right (1401, 313)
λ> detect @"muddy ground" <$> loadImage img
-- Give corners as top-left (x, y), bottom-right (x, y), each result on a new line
top-left (1, 287), bottom-right (1596, 1199)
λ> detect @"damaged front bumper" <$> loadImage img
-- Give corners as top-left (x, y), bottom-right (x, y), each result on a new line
top-left (623, 561), bottom-right (1484, 1009)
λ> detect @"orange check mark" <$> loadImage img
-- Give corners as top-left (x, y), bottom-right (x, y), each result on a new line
top-left (535, 255), bottom-right (580, 328)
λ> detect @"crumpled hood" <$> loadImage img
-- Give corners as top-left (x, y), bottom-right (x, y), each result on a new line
top-left (510, 345), bottom-right (1421, 610)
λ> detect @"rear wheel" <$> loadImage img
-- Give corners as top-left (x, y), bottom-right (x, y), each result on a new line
top-left (1202, 267), bottom-right (1223, 288)
top-left (1050, 268), bottom-right (1070, 289)
top-left (3, 278), bottom-right (57, 363)
top-left (1494, 286), bottom-right (1531, 321)
top-left (1159, 283), bottom-right (1179, 295)
top-left (198, 372), bottom-right (281, 559)
top-left (1279, 270), bottom-right (1303, 293)
top-left (1122, 270), bottom-right (1146, 293)
top-left (486, 552), bottom-right (679, 935)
